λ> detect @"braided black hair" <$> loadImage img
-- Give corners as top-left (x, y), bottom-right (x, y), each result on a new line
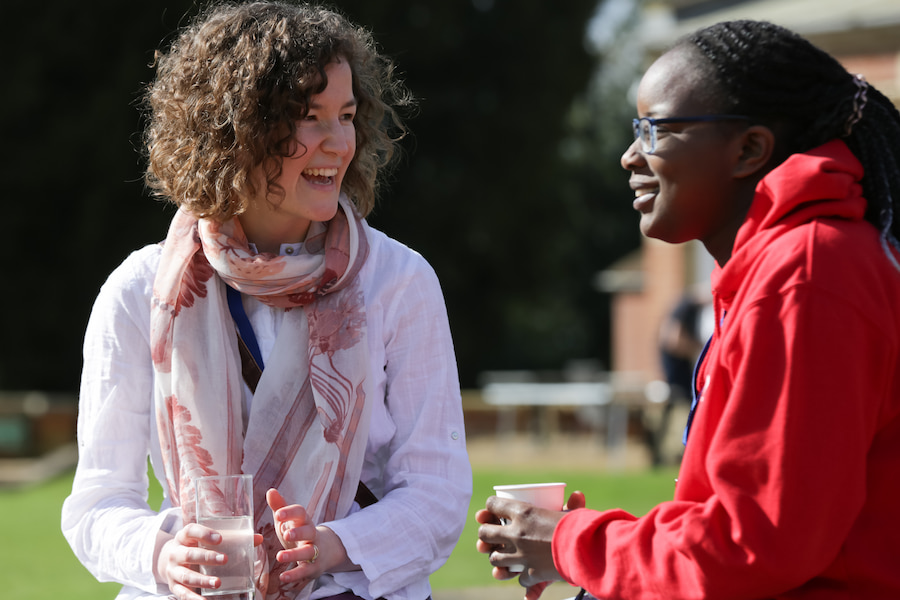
top-left (677, 20), bottom-right (900, 269)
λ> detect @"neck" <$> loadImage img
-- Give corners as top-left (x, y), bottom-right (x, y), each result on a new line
top-left (704, 181), bottom-right (760, 266)
top-left (237, 216), bottom-right (310, 255)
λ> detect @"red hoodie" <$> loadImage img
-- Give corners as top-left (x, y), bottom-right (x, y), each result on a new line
top-left (553, 140), bottom-right (900, 599)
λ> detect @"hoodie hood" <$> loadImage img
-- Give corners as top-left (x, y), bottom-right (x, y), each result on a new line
top-left (713, 139), bottom-right (866, 298)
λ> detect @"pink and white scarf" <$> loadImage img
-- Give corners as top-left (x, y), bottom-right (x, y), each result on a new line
top-left (150, 195), bottom-right (371, 599)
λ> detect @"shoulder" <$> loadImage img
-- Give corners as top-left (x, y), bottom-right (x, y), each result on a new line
top-left (751, 218), bottom-right (900, 324)
top-left (95, 244), bottom-right (163, 311)
top-left (783, 217), bottom-right (893, 285)
top-left (358, 223), bottom-right (448, 320)
top-left (361, 222), bottom-right (440, 285)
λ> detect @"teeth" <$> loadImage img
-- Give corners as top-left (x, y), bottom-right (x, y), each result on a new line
top-left (635, 189), bottom-right (658, 197)
top-left (303, 168), bottom-right (338, 177)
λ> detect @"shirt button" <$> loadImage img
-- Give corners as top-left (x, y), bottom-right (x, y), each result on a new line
top-left (451, 431), bottom-right (459, 440)
top-left (285, 247), bottom-right (294, 255)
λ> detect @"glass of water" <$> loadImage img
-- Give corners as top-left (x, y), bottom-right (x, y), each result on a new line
top-left (194, 474), bottom-right (255, 597)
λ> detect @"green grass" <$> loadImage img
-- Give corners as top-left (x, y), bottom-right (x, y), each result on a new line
top-left (1, 466), bottom-right (677, 599)
top-left (1, 472), bottom-right (124, 600)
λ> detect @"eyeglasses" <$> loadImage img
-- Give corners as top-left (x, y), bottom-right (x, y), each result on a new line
top-left (632, 115), bottom-right (750, 154)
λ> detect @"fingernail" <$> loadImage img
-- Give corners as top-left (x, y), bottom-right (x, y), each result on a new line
top-left (209, 577), bottom-right (219, 588)
top-left (216, 553), bottom-right (226, 563)
top-left (210, 533), bottom-right (222, 543)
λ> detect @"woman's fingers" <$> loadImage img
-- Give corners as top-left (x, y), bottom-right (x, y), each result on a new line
top-left (525, 581), bottom-right (551, 600)
top-left (267, 487), bottom-right (314, 549)
top-left (169, 563), bottom-right (220, 593)
top-left (279, 521), bottom-right (316, 544)
top-left (276, 542), bottom-right (321, 588)
top-left (477, 519), bottom-right (510, 549)
top-left (276, 541), bottom-right (319, 565)
top-left (475, 507), bottom-right (502, 525)
top-left (176, 522), bottom-right (221, 547)
top-left (475, 538), bottom-right (494, 554)
top-left (266, 488), bottom-right (288, 512)
top-left (161, 524), bottom-right (230, 598)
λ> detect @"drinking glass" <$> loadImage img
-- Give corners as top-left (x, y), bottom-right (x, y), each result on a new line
top-left (195, 474), bottom-right (255, 597)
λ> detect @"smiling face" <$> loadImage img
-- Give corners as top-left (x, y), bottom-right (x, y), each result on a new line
top-left (621, 46), bottom-right (755, 262)
top-left (239, 59), bottom-right (357, 253)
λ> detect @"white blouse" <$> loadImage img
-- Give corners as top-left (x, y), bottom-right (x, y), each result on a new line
top-left (61, 222), bottom-right (472, 600)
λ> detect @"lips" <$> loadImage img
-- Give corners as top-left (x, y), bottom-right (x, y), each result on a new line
top-left (631, 181), bottom-right (659, 211)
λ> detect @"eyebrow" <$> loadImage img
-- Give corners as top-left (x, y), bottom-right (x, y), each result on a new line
top-left (309, 99), bottom-right (358, 110)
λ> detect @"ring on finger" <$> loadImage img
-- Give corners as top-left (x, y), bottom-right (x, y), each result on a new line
top-left (306, 544), bottom-right (319, 564)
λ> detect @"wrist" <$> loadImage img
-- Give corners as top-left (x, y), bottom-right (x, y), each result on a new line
top-left (315, 526), bottom-right (359, 573)
top-left (153, 531), bottom-right (175, 584)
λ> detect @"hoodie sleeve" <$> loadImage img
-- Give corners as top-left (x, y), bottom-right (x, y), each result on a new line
top-left (553, 250), bottom-right (894, 599)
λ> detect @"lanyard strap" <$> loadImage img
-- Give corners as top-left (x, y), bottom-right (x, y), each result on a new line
top-left (226, 285), bottom-right (265, 371)
top-left (225, 285), bottom-right (377, 508)
top-left (682, 334), bottom-right (712, 446)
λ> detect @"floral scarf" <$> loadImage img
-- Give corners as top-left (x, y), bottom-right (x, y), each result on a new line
top-left (150, 196), bottom-right (371, 599)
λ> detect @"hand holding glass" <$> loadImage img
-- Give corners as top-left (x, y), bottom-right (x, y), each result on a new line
top-left (195, 474), bottom-right (255, 597)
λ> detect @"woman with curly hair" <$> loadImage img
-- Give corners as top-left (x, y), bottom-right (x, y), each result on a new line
top-left (62, 3), bottom-right (472, 600)
top-left (477, 19), bottom-right (900, 600)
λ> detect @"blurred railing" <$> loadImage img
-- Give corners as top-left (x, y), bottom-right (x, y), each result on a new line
top-left (475, 367), bottom-right (672, 468)
top-left (0, 391), bottom-right (77, 487)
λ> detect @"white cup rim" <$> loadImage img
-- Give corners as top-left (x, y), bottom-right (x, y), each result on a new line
top-left (493, 482), bottom-right (566, 491)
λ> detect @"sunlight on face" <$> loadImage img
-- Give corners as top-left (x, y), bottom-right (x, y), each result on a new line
top-left (240, 60), bottom-right (357, 253)
top-left (621, 47), bottom-right (746, 255)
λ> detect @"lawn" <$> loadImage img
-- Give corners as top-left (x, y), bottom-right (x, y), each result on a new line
top-left (1, 464), bottom-right (678, 599)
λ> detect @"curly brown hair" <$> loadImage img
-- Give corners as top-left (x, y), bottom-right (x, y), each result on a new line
top-left (143, 1), bottom-right (412, 221)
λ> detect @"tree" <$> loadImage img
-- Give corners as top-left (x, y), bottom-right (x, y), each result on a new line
top-left (1, 0), bottom-right (633, 391)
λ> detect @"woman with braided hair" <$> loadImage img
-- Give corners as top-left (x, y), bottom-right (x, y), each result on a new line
top-left (477, 20), bottom-right (900, 599)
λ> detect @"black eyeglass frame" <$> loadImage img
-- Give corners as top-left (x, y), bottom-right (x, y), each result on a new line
top-left (632, 115), bottom-right (751, 154)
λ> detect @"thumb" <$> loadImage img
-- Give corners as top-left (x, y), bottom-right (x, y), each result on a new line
top-left (267, 488), bottom-right (287, 512)
top-left (565, 491), bottom-right (586, 511)
top-left (525, 581), bottom-right (550, 600)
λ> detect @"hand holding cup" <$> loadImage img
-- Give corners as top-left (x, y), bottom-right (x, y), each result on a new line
top-left (491, 483), bottom-right (566, 572)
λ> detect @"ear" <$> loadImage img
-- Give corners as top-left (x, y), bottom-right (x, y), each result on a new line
top-left (732, 125), bottom-right (775, 180)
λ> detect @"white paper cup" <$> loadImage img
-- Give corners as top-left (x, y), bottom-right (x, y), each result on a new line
top-left (493, 482), bottom-right (566, 572)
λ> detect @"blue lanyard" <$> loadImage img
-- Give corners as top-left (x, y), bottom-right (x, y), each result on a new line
top-left (226, 286), bottom-right (265, 370)
top-left (682, 334), bottom-right (712, 446)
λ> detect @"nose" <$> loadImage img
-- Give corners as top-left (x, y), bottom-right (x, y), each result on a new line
top-left (620, 137), bottom-right (645, 171)
top-left (322, 119), bottom-right (353, 156)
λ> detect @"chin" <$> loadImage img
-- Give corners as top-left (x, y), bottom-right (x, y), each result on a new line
top-left (640, 218), bottom-right (684, 245)
top-left (317, 203), bottom-right (341, 223)
top-left (639, 215), bottom-right (661, 240)
top-left (305, 197), bottom-right (342, 223)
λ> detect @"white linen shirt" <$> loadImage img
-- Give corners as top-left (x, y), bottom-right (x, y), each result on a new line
top-left (61, 222), bottom-right (472, 600)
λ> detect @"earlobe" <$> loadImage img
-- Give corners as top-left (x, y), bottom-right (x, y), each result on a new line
top-left (733, 125), bottom-right (775, 179)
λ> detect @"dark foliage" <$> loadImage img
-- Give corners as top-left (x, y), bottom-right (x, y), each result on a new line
top-left (1, 0), bottom-right (638, 391)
